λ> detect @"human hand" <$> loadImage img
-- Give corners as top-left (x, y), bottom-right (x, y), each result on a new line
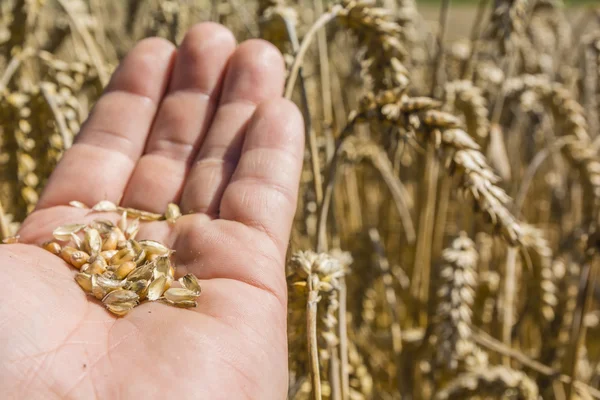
top-left (0, 23), bottom-right (303, 399)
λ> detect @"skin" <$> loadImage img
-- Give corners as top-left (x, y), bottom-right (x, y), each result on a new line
top-left (0, 23), bottom-right (304, 400)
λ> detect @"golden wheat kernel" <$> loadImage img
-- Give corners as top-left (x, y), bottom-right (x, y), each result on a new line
top-left (110, 247), bottom-right (135, 265)
top-left (60, 246), bottom-right (78, 263)
top-left (42, 241), bottom-right (62, 255)
top-left (100, 249), bottom-right (118, 263)
top-left (146, 253), bottom-right (161, 262)
top-left (124, 208), bottom-right (163, 221)
top-left (125, 218), bottom-right (140, 240)
top-left (84, 228), bottom-right (102, 255)
top-left (164, 288), bottom-right (198, 302)
top-left (102, 229), bottom-right (119, 251)
top-left (75, 272), bottom-right (93, 293)
top-left (70, 250), bottom-right (91, 269)
top-left (114, 261), bottom-right (136, 280)
top-left (105, 302), bottom-right (136, 317)
top-left (89, 220), bottom-right (113, 234)
top-left (91, 279), bottom-right (106, 300)
top-left (92, 274), bottom-right (125, 299)
top-left (179, 274), bottom-right (201, 296)
top-left (53, 223), bottom-right (86, 242)
top-left (147, 276), bottom-right (168, 301)
top-left (166, 299), bottom-right (197, 309)
top-left (69, 201), bottom-right (88, 209)
top-left (103, 289), bottom-right (139, 304)
top-left (139, 240), bottom-right (171, 257)
top-left (165, 203), bottom-right (182, 223)
top-left (125, 279), bottom-right (150, 295)
top-left (126, 262), bottom-right (154, 282)
top-left (70, 232), bottom-right (83, 250)
top-left (87, 256), bottom-right (108, 274)
top-left (92, 200), bottom-right (118, 212)
top-left (153, 256), bottom-right (173, 279)
top-left (116, 211), bottom-right (127, 232)
top-left (80, 263), bottom-right (91, 273)
top-left (129, 240), bottom-right (146, 265)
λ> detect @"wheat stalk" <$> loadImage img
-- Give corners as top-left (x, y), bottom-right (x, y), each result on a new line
top-left (289, 251), bottom-right (346, 400)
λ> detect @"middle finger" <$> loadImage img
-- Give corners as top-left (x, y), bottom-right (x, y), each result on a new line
top-left (121, 23), bottom-right (236, 213)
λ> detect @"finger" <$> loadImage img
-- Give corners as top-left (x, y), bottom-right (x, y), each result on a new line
top-left (219, 98), bottom-right (304, 256)
top-left (180, 40), bottom-right (285, 216)
top-left (37, 38), bottom-right (176, 210)
top-left (121, 23), bottom-right (236, 212)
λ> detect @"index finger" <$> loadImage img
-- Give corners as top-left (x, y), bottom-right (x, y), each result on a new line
top-left (37, 38), bottom-right (176, 210)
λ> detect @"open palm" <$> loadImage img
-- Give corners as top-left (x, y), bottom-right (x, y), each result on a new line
top-left (0, 23), bottom-right (303, 399)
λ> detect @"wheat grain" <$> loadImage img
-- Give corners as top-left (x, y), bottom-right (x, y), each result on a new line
top-left (353, 90), bottom-right (524, 246)
top-left (337, 0), bottom-right (410, 91)
top-left (444, 80), bottom-right (490, 146)
top-left (40, 204), bottom-right (201, 316)
top-left (432, 233), bottom-right (488, 378)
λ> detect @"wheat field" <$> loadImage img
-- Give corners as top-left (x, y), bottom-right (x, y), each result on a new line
top-left (1, 0), bottom-right (600, 399)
